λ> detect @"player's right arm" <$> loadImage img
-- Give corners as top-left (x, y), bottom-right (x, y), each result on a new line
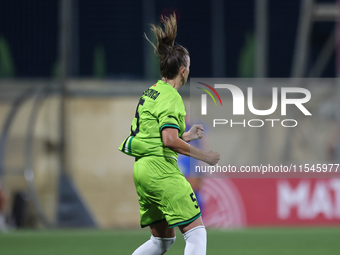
top-left (162, 128), bottom-right (220, 166)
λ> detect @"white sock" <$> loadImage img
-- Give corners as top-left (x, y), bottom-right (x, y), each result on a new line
top-left (183, 226), bottom-right (207, 255)
top-left (132, 235), bottom-right (176, 255)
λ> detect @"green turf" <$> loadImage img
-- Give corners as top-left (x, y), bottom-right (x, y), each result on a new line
top-left (0, 228), bottom-right (340, 255)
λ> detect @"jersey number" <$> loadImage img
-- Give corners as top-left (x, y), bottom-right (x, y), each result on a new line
top-left (131, 98), bottom-right (145, 136)
top-left (190, 193), bottom-right (199, 209)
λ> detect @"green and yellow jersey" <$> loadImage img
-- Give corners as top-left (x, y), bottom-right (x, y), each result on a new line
top-left (119, 80), bottom-right (186, 160)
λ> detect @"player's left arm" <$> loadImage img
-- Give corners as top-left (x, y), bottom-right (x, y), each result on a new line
top-left (181, 124), bottom-right (204, 142)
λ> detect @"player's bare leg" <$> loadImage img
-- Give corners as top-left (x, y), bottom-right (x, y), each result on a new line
top-left (132, 220), bottom-right (176, 255)
top-left (178, 216), bottom-right (207, 255)
top-left (150, 220), bottom-right (175, 238)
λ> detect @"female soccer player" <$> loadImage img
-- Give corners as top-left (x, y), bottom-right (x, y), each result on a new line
top-left (119, 14), bottom-right (220, 255)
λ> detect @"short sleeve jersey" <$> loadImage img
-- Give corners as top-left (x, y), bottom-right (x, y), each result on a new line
top-left (119, 80), bottom-right (186, 160)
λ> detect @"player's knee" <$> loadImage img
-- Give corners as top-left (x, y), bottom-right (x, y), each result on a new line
top-left (183, 225), bottom-right (207, 242)
top-left (162, 236), bottom-right (176, 252)
top-left (183, 226), bottom-right (207, 255)
top-left (151, 235), bottom-right (176, 253)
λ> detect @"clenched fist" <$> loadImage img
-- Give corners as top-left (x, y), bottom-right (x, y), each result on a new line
top-left (189, 124), bottom-right (204, 141)
top-left (205, 150), bottom-right (220, 166)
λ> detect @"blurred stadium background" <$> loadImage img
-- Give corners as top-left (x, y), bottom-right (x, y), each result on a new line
top-left (0, 0), bottom-right (340, 254)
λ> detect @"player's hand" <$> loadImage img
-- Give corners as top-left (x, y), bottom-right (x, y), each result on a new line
top-left (205, 150), bottom-right (220, 166)
top-left (189, 124), bottom-right (204, 141)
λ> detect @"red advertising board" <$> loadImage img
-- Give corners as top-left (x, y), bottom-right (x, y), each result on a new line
top-left (201, 178), bottom-right (340, 228)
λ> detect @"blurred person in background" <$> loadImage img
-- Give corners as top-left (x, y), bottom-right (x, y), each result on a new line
top-left (328, 92), bottom-right (340, 161)
top-left (0, 182), bottom-right (8, 233)
top-left (328, 124), bottom-right (340, 161)
top-left (119, 14), bottom-right (220, 255)
top-left (319, 92), bottom-right (340, 161)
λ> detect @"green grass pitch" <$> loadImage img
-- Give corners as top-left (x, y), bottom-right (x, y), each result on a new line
top-left (1, 228), bottom-right (340, 255)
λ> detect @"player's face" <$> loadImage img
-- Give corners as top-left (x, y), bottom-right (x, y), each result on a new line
top-left (181, 55), bottom-right (190, 86)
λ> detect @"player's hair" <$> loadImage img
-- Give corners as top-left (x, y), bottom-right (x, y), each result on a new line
top-left (145, 13), bottom-right (189, 79)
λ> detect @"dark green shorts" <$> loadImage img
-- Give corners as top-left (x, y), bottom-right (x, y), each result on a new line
top-left (133, 156), bottom-right (201, 228)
